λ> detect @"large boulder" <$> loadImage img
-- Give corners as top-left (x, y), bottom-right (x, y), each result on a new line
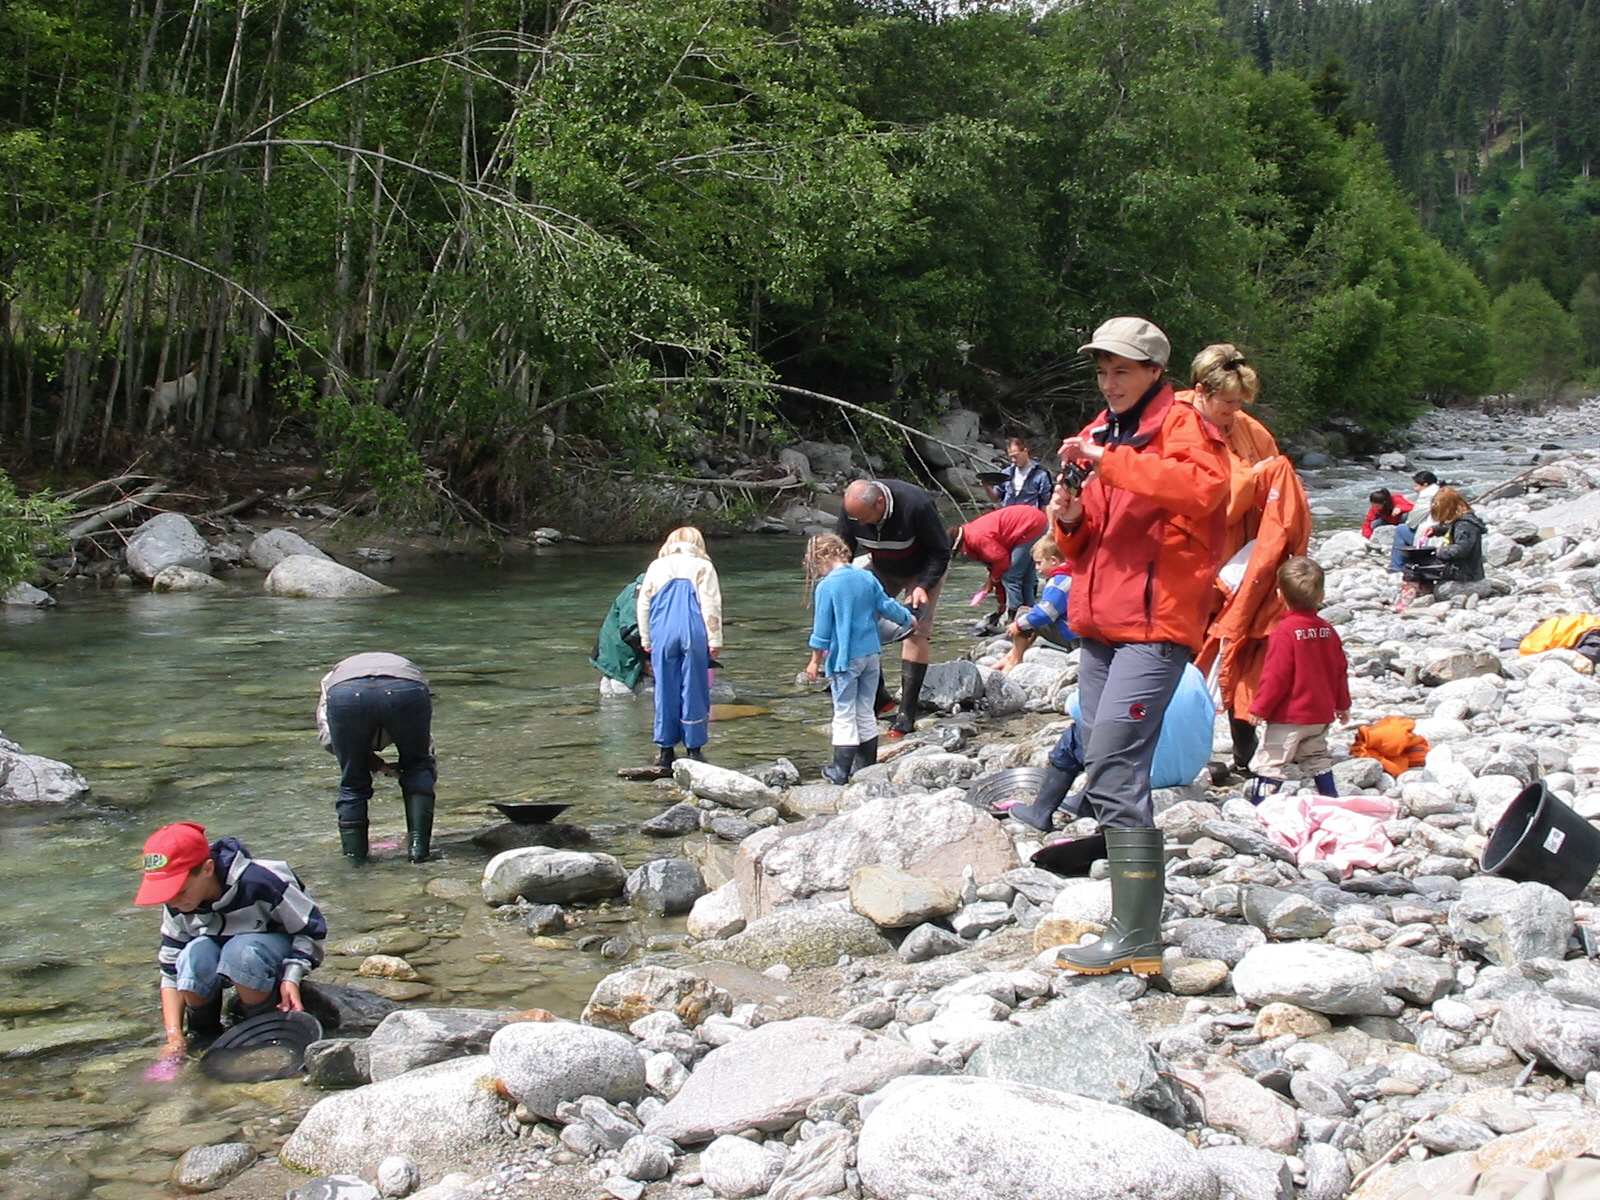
top-left (644, 1016), bottom-right (948, 1145)
top-left (279, 1056), bottom-right (515, 1177)
top-left (151, 565), bottom-right (224, 592)
top-left (671, 760), bottom-right (780, 810)
top-left (248, 528), bottom-right (332, 570)
top-left (481, 847), bottom-right (627, 905)
top-left (0, 733), bottom-right (91, 805)
top-left (920, 661), bottom-right (987, 712)
top-left (488, 1021), bottom-right (645, 1118)
top-left (625, 858), bottom-right (707, 916)
top-left (581, 966), bottom-right (733, 1031)
top-left (856, 1075), bottom-right (1218, 1200)
top-left (1448, 877), bottom-right (1574, 966)
top-left (1231, 944), bottom-right (1395, 1016)
top-left (1492, 992), bottom-right (1600, 1080)
top-left (849, 864), bottom-right (960, 928)
top-left (263, 555), bottom-right (395, 599)
top-left (365, 1009), bottom-right (519, 1082)
top-left (706, 904), bottom-right (891, 971)
top-left (734, 791), bottom-right (1017, 919)
top-left (966, 992), bottom-right (1185, 1125)
top-left (125, 512), bottom-right (210, 580)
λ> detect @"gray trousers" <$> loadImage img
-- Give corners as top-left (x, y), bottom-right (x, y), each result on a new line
top-left (1076, 638), bottom-right (1191, 829)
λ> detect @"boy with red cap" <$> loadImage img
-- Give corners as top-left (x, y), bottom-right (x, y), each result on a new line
top-left (135, 822), bottom-right (326, 1068)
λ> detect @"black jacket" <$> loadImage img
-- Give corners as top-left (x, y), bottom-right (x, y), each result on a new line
top-left (1405, 513), bottom-right (1487, 584)
top-left (836, 479), bottom-right (952, 594)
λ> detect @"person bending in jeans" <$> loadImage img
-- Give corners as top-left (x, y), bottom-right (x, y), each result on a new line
top-left (134, 821), bottom-right (326, 1072)
top-left (317, 652), bottom-right (436, 864)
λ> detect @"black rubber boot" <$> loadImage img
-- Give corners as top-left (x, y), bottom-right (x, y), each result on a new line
top-left (822, 744), bottom-right (856, 785)
top-left (338, 821), bottom-right (369, 865)
top-left (853, 736), bottom-right (879, 774)
top-left (874, 677), bottom-right (896, 716)
top-left (1229, 716), bottom-right (1259, 776)
top-left (403, 792), bottom-right (435, 863)
top-left (684, 747), bottom-right (705, 762)
top-left (889, 659), bottom-right (928, 737)
top-left (1248, 776), bottom-right (1283, 805)
top-left (233, 992), bottom-right (278, 1022)
top-left (656, 745), bottom-right (677, 770)
top-left (1314, 771), bottom-right (1338, 797)
top-left (185, 994), bottom-right (224, 1038)
top-left (1002, 764), bottom-right (1078, 831)
top-left (1055, 827), bottom-right (1166, 976)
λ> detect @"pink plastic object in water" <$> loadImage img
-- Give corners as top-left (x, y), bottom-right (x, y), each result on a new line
top-left (969, 589), bottom-right (988, 607)
top-left (143, 1055), bottom-right (183, 1082)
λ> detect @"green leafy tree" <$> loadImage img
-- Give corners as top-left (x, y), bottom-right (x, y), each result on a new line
top-left (0, 471), bottom-right (69, 588)
top-left (1490, 279), bottom-right (1581, 397)
top-left (1568, 271), bottom-right (1600, 367)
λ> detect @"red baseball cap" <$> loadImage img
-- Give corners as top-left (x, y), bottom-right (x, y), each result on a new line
top-left (135, 822), bottom-right (213, 906)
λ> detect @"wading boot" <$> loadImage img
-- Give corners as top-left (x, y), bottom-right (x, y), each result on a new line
top-left (1248, 776), bottom-right (1283, 805)
top-left (184, 994), bottom-right (224, 1039)
top-left (403, 792), bottom-right (435, 863)
top-left (684, 747), bottom-right (705, 762)
top-left (232, 992), bottom-right (278, 1023)
top-left (1055, 827), bottom-right (1165, 977)
top-left (874, 678), bottom-right (896, 717)
top-left (1314, 771), bottom-right (1339, 798)
top-left (888, 660), bottom-right (928, 738)
top-left (999, 763), bottom-right (1078, 831)
top-left (338, 821), bottom-right (369, 865)
top-left (853, 736), bottom-right (879, 774)
top-left (821, 745), bottom-right (856, 785)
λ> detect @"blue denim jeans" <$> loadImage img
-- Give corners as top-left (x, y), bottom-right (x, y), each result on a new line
top-left (1001, 542), bottom-right (1037, 610)
top-left (1389, 523), bottom-right (1415, 572)
top-left (174, 933), bottom-right (292, 998)
top-left (828, 653), bottom-right (881, 746)
top-left (325, 676), bottom-right (435, 824)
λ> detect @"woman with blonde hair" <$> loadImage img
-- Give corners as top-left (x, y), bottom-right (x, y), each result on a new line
top-left (637, 527), bottom-right (722, 771)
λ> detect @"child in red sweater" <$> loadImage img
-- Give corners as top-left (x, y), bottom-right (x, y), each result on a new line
top-left (1249, 556), bottom-right (1350, 802)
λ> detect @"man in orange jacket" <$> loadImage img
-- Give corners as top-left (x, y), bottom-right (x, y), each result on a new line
top-left (1047, 316), bottom-right (1229, 978)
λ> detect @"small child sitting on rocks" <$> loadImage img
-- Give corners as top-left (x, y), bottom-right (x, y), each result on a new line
top-left (1248, 557), bottom-right (1351, 802)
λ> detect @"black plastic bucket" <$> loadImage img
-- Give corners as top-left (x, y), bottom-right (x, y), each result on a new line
top-left (1482, 781), bottom-right (1600, 899)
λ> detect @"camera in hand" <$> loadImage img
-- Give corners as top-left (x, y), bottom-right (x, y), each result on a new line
top-left (1058, 461), bottom-right (1090, 493)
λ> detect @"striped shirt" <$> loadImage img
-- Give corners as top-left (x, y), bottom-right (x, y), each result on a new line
top-left (156, 838), bottom-right (326, 989)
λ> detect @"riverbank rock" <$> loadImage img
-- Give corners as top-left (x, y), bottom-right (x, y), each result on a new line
top-left (5, 581), bottom-right (55, 606)
top-left (856, 1075), bottom-right (1219, 1200)
top-left (263, 554), bottom-right (395, 598)
top-left (481, 847), bottom-right (627, 905)
top-left (365, 1009), bottom-right (518, 1082)
top-left (849, 864), bottom-right (960, 928)
top-left (248, 528), bottom-right (332, 570)
top-left (125, 512), bottom-right (210, 580)
top-left (489, 1021), bottom-right (645, 1118)
top-left (279, 1056), bottom-right (516, 1176)
top-left (699, 1135), bottom-right (784, 1198)
top-left (0, 733), bottom-right (91, 805)
top-left (734, 790), bottom-right (1016, 919)
top-left (1231, 943), bottom-right (1395, 1016)
top-left (173, 1142), bottom-right (256, 1190)
top-left (1447, 877), bottom-right (1573, 966)
top-left (152, 564), bottom-right (224, 592)
top-left (625, 858), bottom-right (706, 916)
top-left (581, 966), bottom-right (733, 1031)
top-left (671, 760), bottom-right (780, 810)
top-left (965, 991), bottom-right (1185, 1124)
top-left (1492, 992), bottom-right (1600, 1080)
top-left (644, 1016), bottom-right (947, 1144)
top-left (704, 905), bottom-right (891, 971)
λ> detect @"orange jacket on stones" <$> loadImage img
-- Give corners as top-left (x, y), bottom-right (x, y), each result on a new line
top-left (1054, 384), bottom-right (1231, 654)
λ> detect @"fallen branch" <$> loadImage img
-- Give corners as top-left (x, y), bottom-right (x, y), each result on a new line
top-left (66, 485), bottom-right (170, 540)
top-left (197, 490), bottom-right (266, 523)
top-left (62, 472), bottom-right (157, 506)
top-left (611, 471), bottom-right (804, 491)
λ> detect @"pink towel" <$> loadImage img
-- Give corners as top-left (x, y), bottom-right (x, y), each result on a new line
top-left (1256, 792), bottom-right (1400, 876)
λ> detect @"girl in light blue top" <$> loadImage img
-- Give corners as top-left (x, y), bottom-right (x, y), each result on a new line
top-left (803, 533), bottom-right (915, 783)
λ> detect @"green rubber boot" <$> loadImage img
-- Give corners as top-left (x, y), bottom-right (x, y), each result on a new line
top-left (403, 793), bottom-right (435, 864)
top-left (1055, 827), bottom-right (1165, 977)
top-left (338, 821), bottom-right (369, 865)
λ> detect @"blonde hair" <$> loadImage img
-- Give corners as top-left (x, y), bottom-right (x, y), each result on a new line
top-left (1277, 556), bottom-right (1325, 610)
top-left (1030, 534), bottom-right (1064, 571)
top-left (1191, 343), bottom-right (1260, 403)
top-left (1431, 486), bottom-right (1472, 525)
top-left (657, 526), bottom-right (707, 557)
top-left (803, 532), bottom-right (852, 603)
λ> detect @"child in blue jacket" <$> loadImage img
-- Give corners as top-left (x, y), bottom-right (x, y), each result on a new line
top-left (803, 533), bottom-right (915, 783)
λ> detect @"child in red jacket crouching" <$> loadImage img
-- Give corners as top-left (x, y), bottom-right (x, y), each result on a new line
top-left (1249, 557), bottom-right (1351, 802)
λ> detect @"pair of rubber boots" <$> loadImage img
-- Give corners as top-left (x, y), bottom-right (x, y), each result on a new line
top-left (339, 792), bottom-right (434, 865)
top-left (183, 989), bottom-right (276, 1038)
top-left (657, 746), bottom-right (705, 770)
top-left (822, 738), bottom-right (879, 785)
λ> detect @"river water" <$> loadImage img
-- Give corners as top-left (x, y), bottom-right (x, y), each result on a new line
top-left (1, 409), bottom-right (1590, 1196)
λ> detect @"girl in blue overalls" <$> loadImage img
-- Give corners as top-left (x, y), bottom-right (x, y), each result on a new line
top-left (637, 527), bottom-right (723, 771)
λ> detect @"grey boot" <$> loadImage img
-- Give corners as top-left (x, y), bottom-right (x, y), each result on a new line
top-left (1055, 827), bottom-right (1165, 976)
top-left (402, 792), bottom-right (434, 863)
top-left (1001, 764), bottom-right (1078, 831)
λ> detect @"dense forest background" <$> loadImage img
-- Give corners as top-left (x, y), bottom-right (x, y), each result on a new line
top-left (0, 0), bottom-right (1593, 524)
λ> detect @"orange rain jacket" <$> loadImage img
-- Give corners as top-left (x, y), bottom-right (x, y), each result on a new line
top-left (1054, 383), bottom-right (1230, 654)
top-left (1175, 391), bottom-right (1280, 561)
